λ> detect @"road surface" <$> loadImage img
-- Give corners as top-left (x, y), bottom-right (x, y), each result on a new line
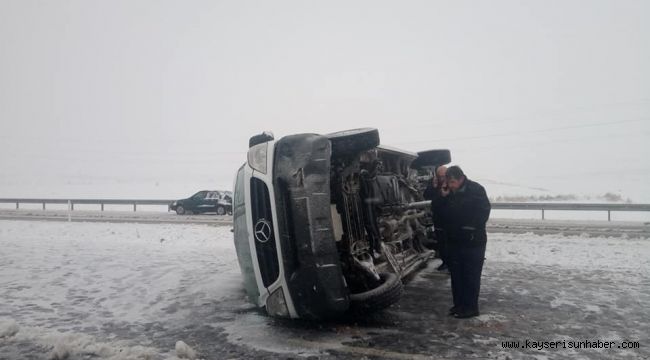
top-left (0, 220), bottom-right (648, 359)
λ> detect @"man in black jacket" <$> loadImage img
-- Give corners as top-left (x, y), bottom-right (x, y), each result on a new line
top-left (435, 166), bottom-right (491, 319)
top-left (424, 166), bottom-right (449, 271)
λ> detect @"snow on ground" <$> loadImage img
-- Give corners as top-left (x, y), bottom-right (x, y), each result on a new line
top-left (0, 221), bottom-right (242, 359)
top-left (0, 220), bottom-right (648, 359)
top-left (487, 232), bottom-right (650, 272)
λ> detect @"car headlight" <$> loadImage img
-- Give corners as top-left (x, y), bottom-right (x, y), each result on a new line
top-left (266, 287), bottom-right (289, 318)
top-left (248, 142), bottom-right (268, 174)
top-left (172, 201), bottom-right (177, 206)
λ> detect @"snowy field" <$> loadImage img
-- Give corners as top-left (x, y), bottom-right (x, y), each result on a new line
top-left (1, 220), bottom-right (649, 359)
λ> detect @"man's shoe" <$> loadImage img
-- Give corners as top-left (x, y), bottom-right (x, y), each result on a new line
top-left (437, 263), bottom-right (448, 271)
top-left (454, 309), bottom-right (479, 319)
top-left (448, 306), bottom-right (459, 316)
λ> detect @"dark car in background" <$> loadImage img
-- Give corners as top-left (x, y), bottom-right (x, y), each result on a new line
top-left (170, 190), bottom-right (232, 215)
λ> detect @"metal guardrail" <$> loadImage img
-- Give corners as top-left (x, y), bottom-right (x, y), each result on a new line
top-left (1, 199), bottom-right (649, 220)
top-left (491, 202), bottom-right (650, 211)
top-left (491, 202), bottom-right (650, 221)
top-left (0, 198), bottom-right (174, 212)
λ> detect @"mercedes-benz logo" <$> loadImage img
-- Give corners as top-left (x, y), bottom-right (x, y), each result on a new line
top-left (254, 219), bottom-right (272, 243)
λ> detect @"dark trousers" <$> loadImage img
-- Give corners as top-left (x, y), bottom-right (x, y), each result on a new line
top-left (435, 229), bottom-right (448, 264)
top-left (448, 244), bottom-right (486, 311)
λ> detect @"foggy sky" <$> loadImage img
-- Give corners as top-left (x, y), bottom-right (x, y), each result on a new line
top-left (1, 0), bottom-right (649, 201)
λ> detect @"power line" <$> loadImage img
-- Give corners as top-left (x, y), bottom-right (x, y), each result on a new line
top-left (380, 98), bottom-right (650, 131)
top-left (450, 128), bottom-right (649, 154)
top-left (391, 118), bottom-right (648, 146)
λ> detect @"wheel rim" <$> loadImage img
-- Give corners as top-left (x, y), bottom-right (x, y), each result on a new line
top-left (217, 207), bottom-right (225, 215)
top-left (177, 206), bottom-right (185, 214)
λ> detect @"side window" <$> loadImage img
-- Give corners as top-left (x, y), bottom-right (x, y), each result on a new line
top-left (193, 191), bottom-right (208, 200)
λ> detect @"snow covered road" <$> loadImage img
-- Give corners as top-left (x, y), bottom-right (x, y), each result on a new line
top-left (0, 220), bottom-right (648, 359)
top-left (0, 221), bottom-right (247, 359)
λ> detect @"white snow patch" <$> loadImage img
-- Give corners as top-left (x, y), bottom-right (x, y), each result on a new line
top-left (584, 304), bottom-right (602, 314)
top-left (550, 298), bottom-right (577, 309)
top-left (0, 221), bottom-right (240, 326)
top-left (3, 324), bottom-right (163, 360)
top-left (472, 335), bottom-right (500, 345)
top-left (487, 232), bottom-right (650, 273)
top-left (0, 221), bottom-right (240, 358)
top-left (174, 341), bottom-right (198, 359)
top-left (474, 313), bottom-right (508, 323)
top-left (0, 319), bottom-right (19, 338)
top-left (222, 313), bottom-right (327, 356)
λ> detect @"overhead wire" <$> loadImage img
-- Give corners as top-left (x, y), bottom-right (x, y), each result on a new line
top-left (390, 118), bottom-right (648, 146)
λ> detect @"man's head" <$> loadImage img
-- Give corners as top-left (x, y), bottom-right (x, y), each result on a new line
top-left (434, 165), bottom-right (447, 188)
top-left (445, 165), bottom-right (466, 192)
top-left (436, 165), bottom-right (447, 179)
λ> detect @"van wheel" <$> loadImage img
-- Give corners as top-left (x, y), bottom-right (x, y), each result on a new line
top-left (348, 272), bottom-right (403, 314)
top-left (216, 206), bottom-right (226, 215)
top-left (327, 128), bottom-right (380, 157)
top-left (176, 206), bottom-right (185, 215)
top-left (411, 149), bottom-right (451, 168)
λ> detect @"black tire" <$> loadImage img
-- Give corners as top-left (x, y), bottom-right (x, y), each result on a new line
top-left (249, 132), bottom-right (274, 147)
top-left (326, 128), bottom-right (380, 157)
top-left (175, 206), bottom-right (185, 215)
top-left (348, 272), bottom-right (403, 314)
top-left (411, 149), bottom-right (451, 169)
top-left (216, 206), bottom-right (226, 215)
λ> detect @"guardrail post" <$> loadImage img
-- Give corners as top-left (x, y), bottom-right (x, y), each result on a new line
top-left (16, 202), bottom-right (19, 210)
top-left (608, 210), bottom-right (611, 222)
top-left (542, 209), bottom-right (545, 220)
top-left (42, 202), bottom-right (45, 210)
top-left (101, 203), bottom-right (104, 211)
top-left (133, 203), bottom-right (137, 212)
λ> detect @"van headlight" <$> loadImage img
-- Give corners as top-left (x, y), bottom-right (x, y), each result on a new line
top-left (266, 287), bottom-right (289, 318)
top-left (247, 142), bottom-right (268, 174)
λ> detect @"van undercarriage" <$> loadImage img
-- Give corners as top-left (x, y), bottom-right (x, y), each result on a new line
top-left (235, 128), bottom-right (450, 319)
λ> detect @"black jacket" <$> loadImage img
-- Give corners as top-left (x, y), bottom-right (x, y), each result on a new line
top-left (432, 178), bottom-right (491, 247)
top-left (424, 183), bottom-right (446, 230)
